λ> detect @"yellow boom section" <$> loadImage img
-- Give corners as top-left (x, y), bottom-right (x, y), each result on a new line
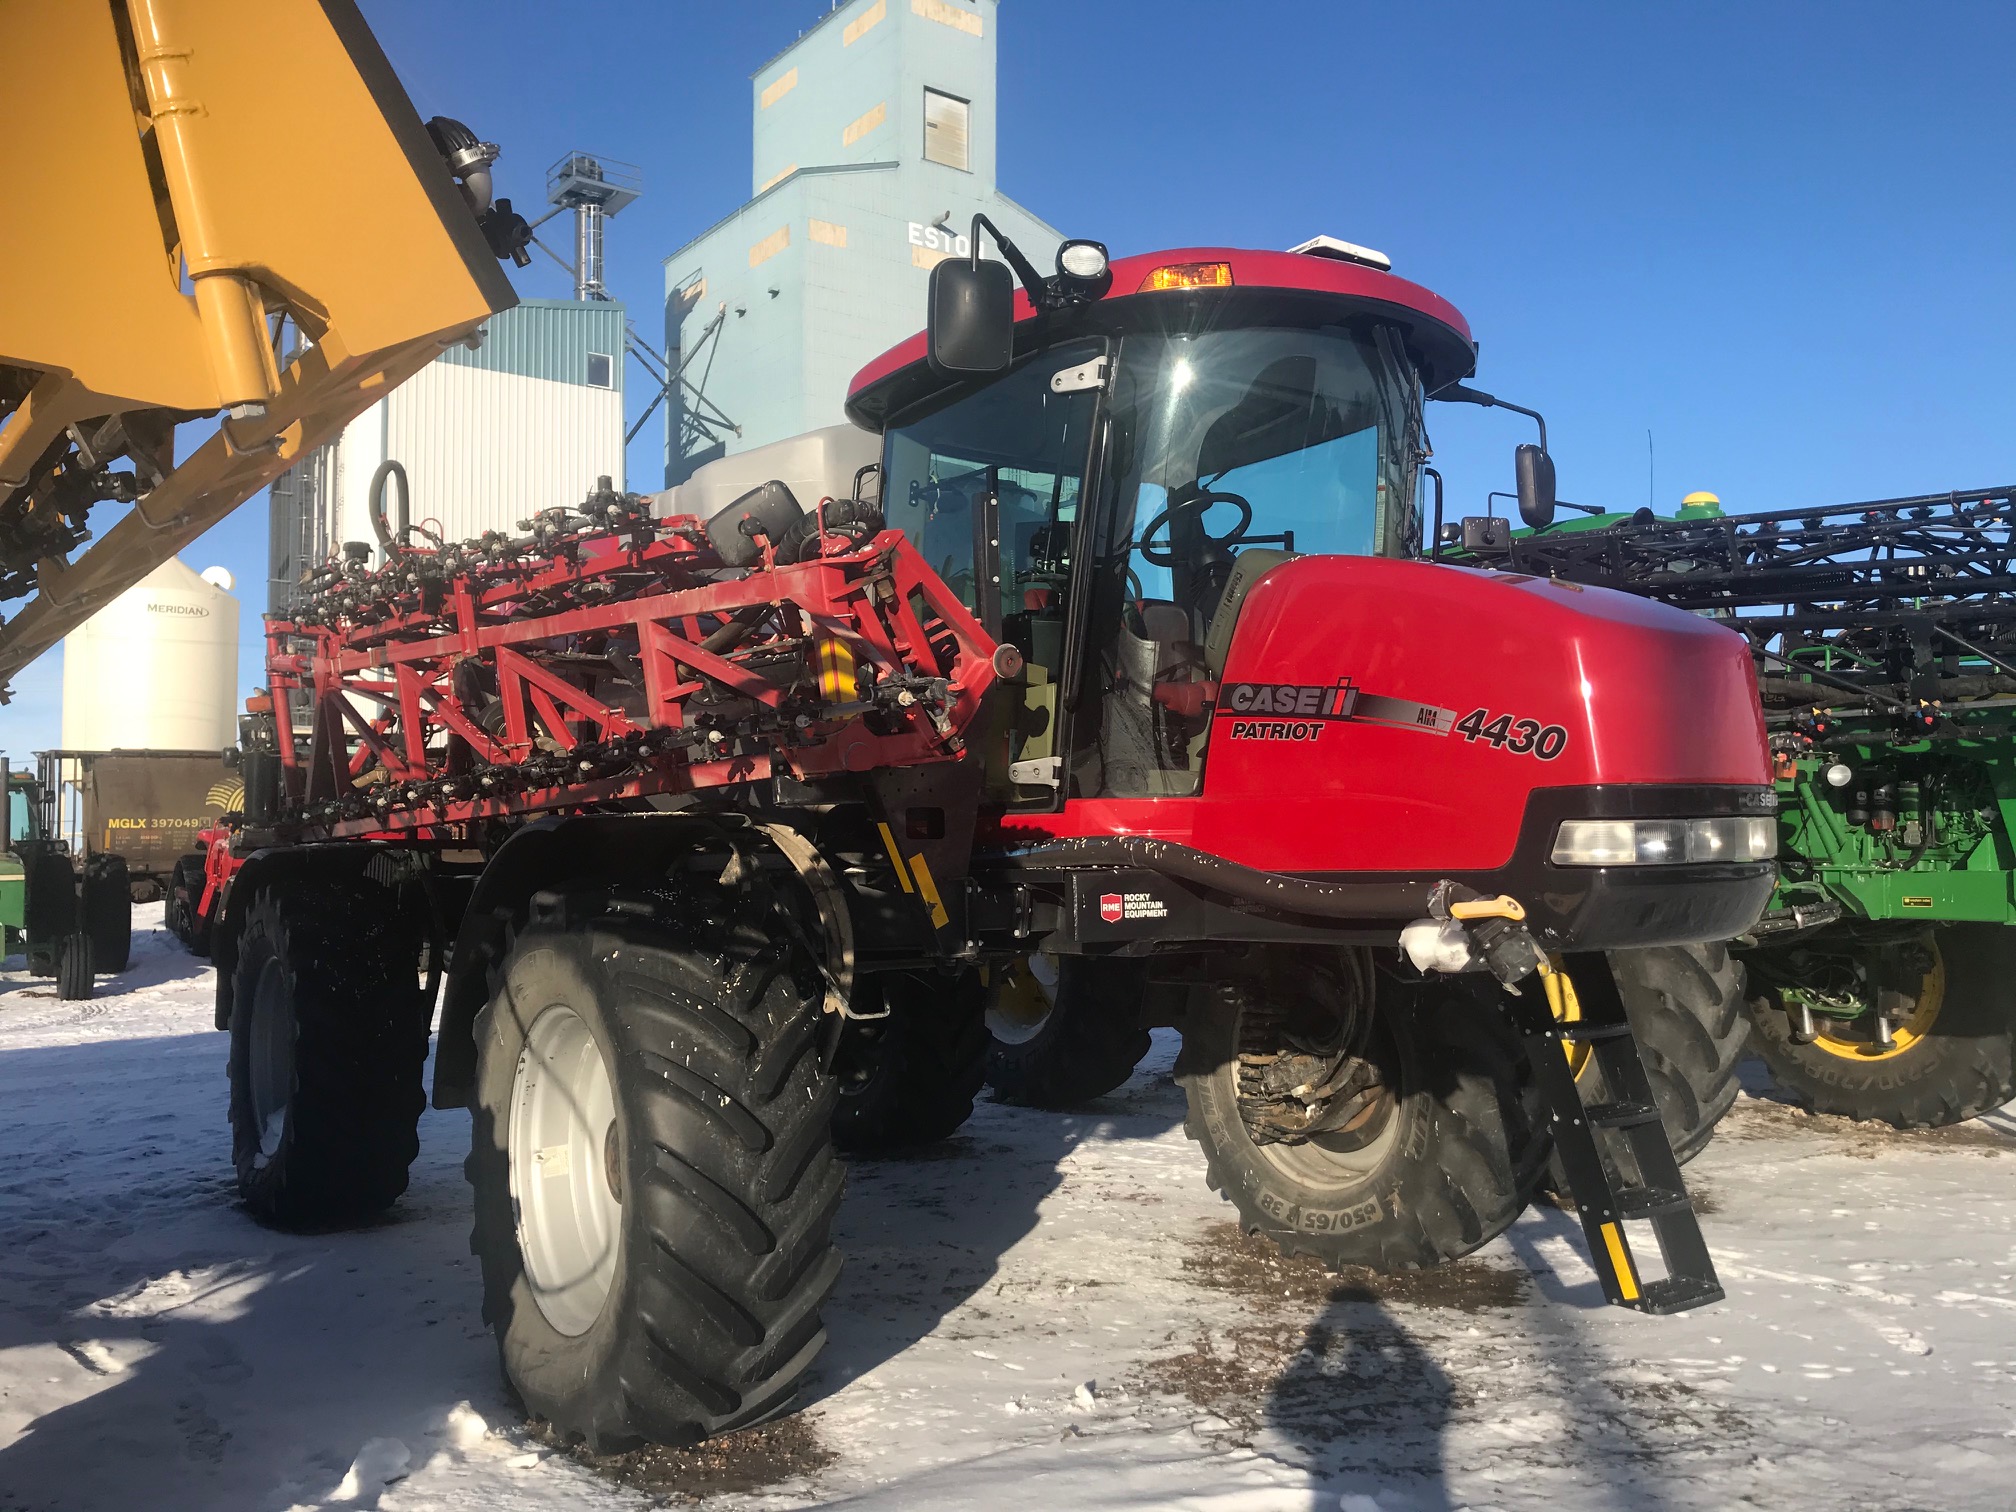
top-left (0, 0), bottom-right (519, 690)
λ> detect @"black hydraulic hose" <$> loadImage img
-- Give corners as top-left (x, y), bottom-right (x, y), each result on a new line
top-left (699, 603), bottom-right (770, 656)
top-left (369, 458), bottom-right (410, 564)
top-left (1754, 645), bottom-right (1917, 712)
top-left (1933, 623), bottom-right (2016, 681)
top-left (987, 835), bottom-right (1433, 922)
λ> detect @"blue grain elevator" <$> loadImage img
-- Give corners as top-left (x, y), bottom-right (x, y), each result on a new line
top-left (661, 0), bottom-right (1059, 485)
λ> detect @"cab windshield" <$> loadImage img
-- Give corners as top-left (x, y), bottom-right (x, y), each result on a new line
top-left (1109, 324), bottom-right (1421, 606)
top-left (1090, 322), bottom-right (1422, 798)
top-left (877, 320), bottom-right (1426, 803)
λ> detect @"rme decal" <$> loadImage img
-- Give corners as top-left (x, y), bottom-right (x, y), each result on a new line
top-left (1222, 678), bottom-right (1456, 743)
top-left (1098, 891), bottom-right (1168, 924)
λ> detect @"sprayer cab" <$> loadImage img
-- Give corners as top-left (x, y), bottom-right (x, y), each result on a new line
top-left (845, 242), bottom-right (1776, 957)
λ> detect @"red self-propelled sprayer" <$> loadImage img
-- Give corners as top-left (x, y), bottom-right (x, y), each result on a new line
top-left (187, 232), bottom-right (1773, 1453)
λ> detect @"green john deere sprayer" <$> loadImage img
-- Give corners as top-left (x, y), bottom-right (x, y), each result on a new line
top-left (1464, 485), bottom-right (2016, 1128)
top-left (0, 758), bottom-right (134, 998)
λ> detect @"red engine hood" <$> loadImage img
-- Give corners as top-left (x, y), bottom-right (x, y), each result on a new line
top-left (997, 555), bottom-right (1769, 875)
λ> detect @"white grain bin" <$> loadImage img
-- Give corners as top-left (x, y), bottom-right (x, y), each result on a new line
top-left (61, 557), bottom-right (239, 750)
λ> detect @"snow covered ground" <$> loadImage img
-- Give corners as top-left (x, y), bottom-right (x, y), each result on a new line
top-left (5, 906), bottom-right (2016, 1511)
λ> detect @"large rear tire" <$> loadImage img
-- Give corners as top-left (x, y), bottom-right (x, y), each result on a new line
top-left (1178, 950), bottom-right (1548, 1272)
top-left (55, 931), bottom-right (93, 1001)
top-left (1745, 923), bottom-right (2016, 1128)
top-left (226, 880), bottom-right (431, 1227)
top-left (985, 954), bottom-right (1154, 1108)
top-left (84, 858), bottom-right (131, 975)
top-left (1601, 944), bottom-right (1747, 1164)
top-left (469, 885), bottom-right (843, 1452)
top-left (831, 969), bottom-right (988, 1152)
top-left (166, 855), bottom-right (209, 953)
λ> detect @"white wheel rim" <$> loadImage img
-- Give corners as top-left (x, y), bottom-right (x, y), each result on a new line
top-left (509, 1003), bottom-right (621, 1337)
top-left (986, 952), bottom-right (1059, 1045)
top-left (1252, 1096), bottom-right (1403, 1189)
top-left (247, 957), bottom-right (296, 1167)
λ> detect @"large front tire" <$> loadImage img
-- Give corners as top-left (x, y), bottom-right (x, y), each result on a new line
top-left (830, 969), bottom-right (988, 1152)
top-left (55, 931), bottom-right (93, 1001)
top-left (227, 880), bottom-right (430, 1227)
top-left (84, 857), bottom-right (131, 975)
top-left (1745, 923), bottom-right (2016, 1128)
top-left (985, 954), bottom-right (1154, 1108)
top-left (1178, 951), bottom-right (1547, 1272)
top-left (469, 887), bottom-right (843, 1451)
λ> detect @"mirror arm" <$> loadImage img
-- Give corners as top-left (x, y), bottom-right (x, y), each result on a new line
top-left (970, 213), bottom-right (1054, 311)
top-left (1493, 397), bottom-right (1546, 454)
top-left (1431, 382), bottom-right (1547, 453)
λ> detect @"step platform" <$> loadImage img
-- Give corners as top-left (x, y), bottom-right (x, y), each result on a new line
top-left (1508, 952), bottom-right (1725, 1315)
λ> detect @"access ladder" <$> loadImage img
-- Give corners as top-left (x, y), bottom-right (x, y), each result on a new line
top-left (1512, 954), bottom-right (1725, 1314)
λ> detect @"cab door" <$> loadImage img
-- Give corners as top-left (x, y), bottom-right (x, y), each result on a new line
top-left (878, 339), bottom-right (1108, 811)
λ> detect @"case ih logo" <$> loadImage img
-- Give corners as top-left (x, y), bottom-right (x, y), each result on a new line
top-left (1222, 677), bottom-right (1456, 742)
top-left (1099, 893), bottom-right (1125, 924)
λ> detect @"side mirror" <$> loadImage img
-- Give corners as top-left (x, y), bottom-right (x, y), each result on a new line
top-left (1515, 443), bottom-right (1556, 529)
top-left (927, 258), bottom-right (1014, 377)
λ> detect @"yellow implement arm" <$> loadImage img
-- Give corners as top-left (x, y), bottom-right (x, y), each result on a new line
top-left (0, 0), bottom-right (523, 692)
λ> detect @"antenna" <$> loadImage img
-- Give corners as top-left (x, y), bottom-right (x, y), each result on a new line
top-left (1647, 429), bottom-right (1655, 510)
top-left (545, 152), bottom-right (643, 301)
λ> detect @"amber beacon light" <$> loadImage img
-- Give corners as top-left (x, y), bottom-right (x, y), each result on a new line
top-left (1138, 261), bottom-right (1234, 292)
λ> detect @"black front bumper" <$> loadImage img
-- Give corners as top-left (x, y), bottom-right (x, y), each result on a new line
top-left (975, 784), bottom-right (1777, 956)
top-left (1388, 784), bottom-right (1778, 952)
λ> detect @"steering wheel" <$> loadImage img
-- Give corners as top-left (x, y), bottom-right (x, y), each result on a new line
top-left (1136, 489), bottom-right (1254, 568)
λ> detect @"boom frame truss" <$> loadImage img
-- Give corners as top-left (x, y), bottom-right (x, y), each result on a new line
top-left (263, 510), bottom-right (1000, 843)
top-left (1485, 486), bottom-right (2016, 739)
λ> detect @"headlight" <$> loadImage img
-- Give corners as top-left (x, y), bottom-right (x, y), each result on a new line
top-left (1549, 816), bottom-right (1777, 867)
top-left (1057, 240), bottom-right (1110, 280)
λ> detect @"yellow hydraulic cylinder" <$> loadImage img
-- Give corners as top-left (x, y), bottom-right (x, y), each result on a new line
top-left (127, 0), bottom-right (284, 413)
top-left (0, 0), bottom-right (520, 683)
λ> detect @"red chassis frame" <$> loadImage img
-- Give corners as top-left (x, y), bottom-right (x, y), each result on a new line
top-left (260, 522), bottom-right (1001, 843)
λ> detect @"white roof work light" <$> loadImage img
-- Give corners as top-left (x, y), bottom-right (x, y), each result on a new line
top-left (1288, 235), bottom-right (1393, 272)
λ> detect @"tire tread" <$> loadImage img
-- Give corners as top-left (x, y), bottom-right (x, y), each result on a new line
top-left (468, 883), bottom-right (841, 1452)
top-left (226, 879), bottom-right (430, 1229)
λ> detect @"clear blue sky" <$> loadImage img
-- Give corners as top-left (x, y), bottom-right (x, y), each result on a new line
top-left (7, 0), bottom-right (2013, 760)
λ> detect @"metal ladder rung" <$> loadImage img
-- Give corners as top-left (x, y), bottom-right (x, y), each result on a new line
top-left (1555, 1021), bottom-right (1634, 1043)
top-left (1584, 1099), bottom-right (1661, 1130)
top-left (1612, 1186), bottom-right (1693, 1221)
top-left (1637, 1275), bottom-right (1727, 1316)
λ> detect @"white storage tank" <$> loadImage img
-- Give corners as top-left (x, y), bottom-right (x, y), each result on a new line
top-left (60, 557), bottom-right (239, 751)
